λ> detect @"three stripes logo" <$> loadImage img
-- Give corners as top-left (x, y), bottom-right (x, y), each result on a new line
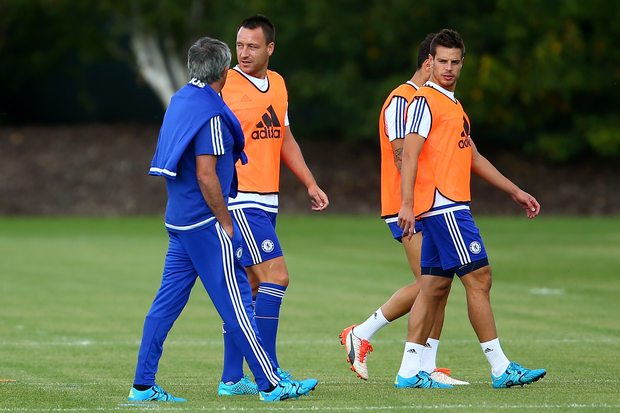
top-left (251, 105), bottom-right (282, 140)
top-left (458, 116), bottom-right (471, 149)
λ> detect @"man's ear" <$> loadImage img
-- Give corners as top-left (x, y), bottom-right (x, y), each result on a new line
top-left (424, 58), bottom-right (432, 72)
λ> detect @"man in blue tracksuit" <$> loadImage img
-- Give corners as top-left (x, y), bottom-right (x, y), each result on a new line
top-left (128, 36), bottom-right (317, 403)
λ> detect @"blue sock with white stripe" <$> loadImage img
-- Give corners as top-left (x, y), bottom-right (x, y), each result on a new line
top-left (221, 295), bottom-right (257, 384)
top-left (221, 324), bottom-right (245, 384)
top-left (225, 324), bottom-right (280, 392)
top-left (255, 283), bottom-right (286, 368)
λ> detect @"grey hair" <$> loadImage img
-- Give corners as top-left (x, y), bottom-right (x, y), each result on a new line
top-left (187, 37), bottom-right (231, 84)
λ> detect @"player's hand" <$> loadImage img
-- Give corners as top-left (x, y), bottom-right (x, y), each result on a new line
top-left (222, 222), bottom-right (234, 239)
top-left (308, 184), bottom-right (329, 211)
top-left (397, 204), bottom-right (416, 241)
top-left (512, 190), bottom-right (540, 219)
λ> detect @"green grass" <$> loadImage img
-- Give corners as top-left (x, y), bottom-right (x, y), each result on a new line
top-left (0, 215), bottom-right (619, 412)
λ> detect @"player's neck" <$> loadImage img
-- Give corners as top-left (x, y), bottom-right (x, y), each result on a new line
top-left (410, 71), bottom-right (429, 89)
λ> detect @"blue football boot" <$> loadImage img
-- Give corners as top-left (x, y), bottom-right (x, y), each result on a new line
top-left (218, 374), bottom-right (259, 395)
top-left (492, 362), bottom-right (546, 388)
top-left (259, 378), bottom-right (318, 402)
top-left (128, 385), bottom-right (186, 402)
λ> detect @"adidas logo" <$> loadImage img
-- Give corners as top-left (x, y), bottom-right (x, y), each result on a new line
top-left (424, 343), bottom-right (432, 348)
top-left (484, 348), bottom-right (493, 353)
top-left (251, 105), bottom-right (282, 140)
top-left (406, 348), bottom-right (417, 354)
top-left (373, 312), bottom-right (378, 319)
top-left (240, 94), bottom-right (251, 102)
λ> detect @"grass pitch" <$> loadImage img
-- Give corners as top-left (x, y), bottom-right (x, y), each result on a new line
top-left (0, 215), bottom-right (619, 412)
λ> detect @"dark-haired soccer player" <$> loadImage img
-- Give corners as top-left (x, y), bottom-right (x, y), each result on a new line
top-left (340, 33), bottom-right (468, 386)
top-left (217, 14), bottom-right (329, 395)
top-left (396, 29), bottom-right (546, 389)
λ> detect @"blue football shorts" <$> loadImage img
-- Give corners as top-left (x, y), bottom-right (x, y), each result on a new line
top-left (231, 207), bottom-right (283, 267)
top-left (420, 209), bottom-right (488, 277)
top-left (386, 217), bottom-right (424, 242)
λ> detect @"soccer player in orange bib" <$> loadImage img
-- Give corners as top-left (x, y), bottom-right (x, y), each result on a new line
top-left (217, 15), bottom-right (329, 395)
top-left (340, 33), bottom-right (468, 386)
top-left (395, 29), bottom-right (546, 389)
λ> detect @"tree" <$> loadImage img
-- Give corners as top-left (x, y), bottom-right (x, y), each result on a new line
top-left (1, 0), bottom-right (619, 160)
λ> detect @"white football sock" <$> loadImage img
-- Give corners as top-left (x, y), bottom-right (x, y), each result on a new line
top-left (397, 342), bottom-right (425, 378)
top-left (481, 338), bottom-right (511, 377)
top-left (420, 338), bottom-right (440, 373)
top-left (352, 307), bottom-right (390, 341)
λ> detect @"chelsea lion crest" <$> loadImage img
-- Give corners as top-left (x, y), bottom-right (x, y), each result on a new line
top-left (261, 239), bottom-right (275, 253)
top-left (469, 241), bottom-right (482, 254)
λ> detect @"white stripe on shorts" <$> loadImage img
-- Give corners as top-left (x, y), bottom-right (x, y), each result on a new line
top-left (443, 211), bottom-right (471, 265)
top-left (232, 209), bottom-right (262, 265)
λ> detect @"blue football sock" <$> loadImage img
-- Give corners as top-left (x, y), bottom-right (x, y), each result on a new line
top-left (221, 324), bottom-right (245, 384)
top-left (254, 283), bottom-right (286, 368)
top-left (221, 294), bottom-right (257, 384)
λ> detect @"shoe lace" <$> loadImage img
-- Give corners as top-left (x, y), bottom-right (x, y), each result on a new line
top-left (277, 368), bottom-right (294, 380)
top-left (153, 385), bottom-right (174, 401)
top-left (359, 340), bottom-right (373, 361)
top-left (434, 368), bottom-right (452, 376)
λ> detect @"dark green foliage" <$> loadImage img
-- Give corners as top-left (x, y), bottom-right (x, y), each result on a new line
top-left (1, 0), bottom-right (619, 160)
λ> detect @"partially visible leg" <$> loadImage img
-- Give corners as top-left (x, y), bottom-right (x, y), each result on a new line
top-left (342, 232), bottom-right (423, 380)
top-left (220, 267), bottom-right (257, 387)
top-left (129, 232), bottom-right (196, 402)
top-left (402, 232), bottom-right (452, 376)
top-left (459, 261), bottom-right (508, 376)
top-left (376, 231), bottom-right (423, 323)
top-left (404, 275), bottom-right (452, 354)
top-left (251, 257), bottom-right (289, 368)
top-left (189, 223), bottom-right (281, 392)
top-left (460, 263), bottom-right (546, 387)
top-left (133, 232), bottom-right (197, 387)
top-left (226, 208), bottom-right (288, 371)
top-left (197, 223), bottom-right (318, 400)
top-left (459, 265), bottom-right (498, 343)
top-left (221, 208), bottom-right (274, 389)
top-left (395, 273), bottom-right (454, 389)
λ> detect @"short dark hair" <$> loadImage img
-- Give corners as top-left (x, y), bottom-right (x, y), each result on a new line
top-left (187, 37), bottom-right (231, 84)
top-left (238, 14), bottom-right (275, 45)
top-left (430, 29), bottom-right (465, 59)
top-left (416, 33), bottom-right (436, 70)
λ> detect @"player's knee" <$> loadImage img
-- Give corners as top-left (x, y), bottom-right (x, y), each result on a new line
top-left (271, 271), bottom-right (289, 287)
top-left (421, 280), bottom-right (452, 302)
top-left (262, 267), bottom-right (289, 287)
top-left (464, 265), bottom-right (492, 295)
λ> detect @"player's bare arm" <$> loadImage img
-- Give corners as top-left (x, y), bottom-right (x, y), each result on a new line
top-left (196, 154), bottom-right (234, 237)
top-left (397, 132), bottom-right (425, 240)
top-left (470, 139), bottom-right (540, 219)
top-left (390, 139), bottom-right (405, 173)
top-left (281, 126), bottom-right (329, 211)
